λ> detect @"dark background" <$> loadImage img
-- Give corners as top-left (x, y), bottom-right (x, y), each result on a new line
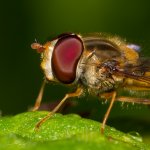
top-left (0, 0), bottom-right (150, 142)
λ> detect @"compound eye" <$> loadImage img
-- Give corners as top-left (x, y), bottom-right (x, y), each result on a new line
top-left (52, 35), bottom-right (83, 84)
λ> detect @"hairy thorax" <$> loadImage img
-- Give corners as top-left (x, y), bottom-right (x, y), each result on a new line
top-left (79, 52), bottom-right (123, 95)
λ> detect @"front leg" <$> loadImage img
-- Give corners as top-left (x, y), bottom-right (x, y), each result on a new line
top-left (35, 87), bottom-right (83, 129)
top-left (32, 79), bottom-right (46, 111)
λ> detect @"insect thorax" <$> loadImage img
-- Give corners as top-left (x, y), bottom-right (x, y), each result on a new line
top-left (78, 51), bottom-right (123, 95)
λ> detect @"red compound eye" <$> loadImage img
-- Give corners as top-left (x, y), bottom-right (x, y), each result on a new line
top-left (52, 35), bottom-right (83, 84)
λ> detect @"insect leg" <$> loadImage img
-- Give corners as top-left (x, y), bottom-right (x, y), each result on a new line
top-left (116, 85), bottom-right (150, 104)
top-left (101, 91), bottom-right (117, 134)
top-left (100, 91), bottom-right (115, 99)
top-left (32, 80), bottom-right (46, 111)
top-left (35, 87), bottom-right (83, 129)
top-left (116, 96), bottom-right (150, 105)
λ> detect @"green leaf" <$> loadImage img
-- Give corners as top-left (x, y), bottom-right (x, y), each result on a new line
top-left (0, 111), bottom-right (149, 150)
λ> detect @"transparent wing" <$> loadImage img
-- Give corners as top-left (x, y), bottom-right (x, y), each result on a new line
top-left (113, 57), bottom-right (150, 84)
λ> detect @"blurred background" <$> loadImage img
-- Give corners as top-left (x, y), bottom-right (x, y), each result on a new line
top-left (0, 0), bottom-right (150, 142)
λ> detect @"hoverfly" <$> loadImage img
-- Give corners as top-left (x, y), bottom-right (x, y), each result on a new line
top-left (31, 33), bottom-right (150, 133)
